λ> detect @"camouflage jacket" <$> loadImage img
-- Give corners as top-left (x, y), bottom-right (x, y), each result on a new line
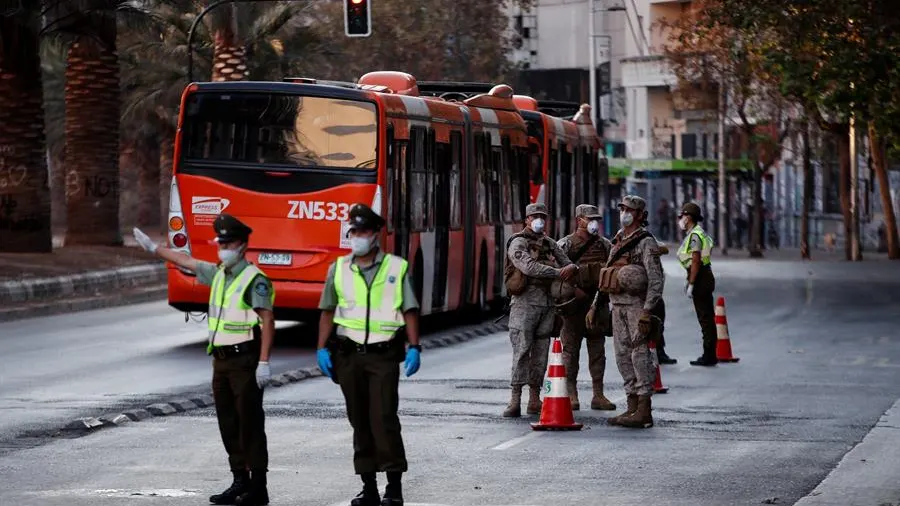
top-left (507, 229), bottom-right (572, 307)
top-left (607, 228), bottom-right (665, 310)
top-left (557, 232), bottom-right (612, 295)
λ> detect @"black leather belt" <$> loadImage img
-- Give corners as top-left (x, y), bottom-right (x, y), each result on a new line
top-left (337, 337), bottom-right (394, 354)
top-left (211, 341), bottom-right (258, 359)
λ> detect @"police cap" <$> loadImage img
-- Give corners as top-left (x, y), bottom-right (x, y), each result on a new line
top-left (680, 202), bottom-right (704, 222)
top-left (525, 203), bottom-right (549, 217)
top-left (213, 214), bottom-right (252, 243)
top-left (347, 203), bottom-right (386, 232)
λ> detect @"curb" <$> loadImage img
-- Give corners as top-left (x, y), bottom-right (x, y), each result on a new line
top-left (0, 284), bottom-right (168, 323)
top-left (0, 264), bottom-right (166, 304)
top-left (61, 321), bottom-right (508, 435)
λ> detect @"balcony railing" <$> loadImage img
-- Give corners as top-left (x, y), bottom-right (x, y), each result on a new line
top-left (621, 55), bottom-right (676, 88)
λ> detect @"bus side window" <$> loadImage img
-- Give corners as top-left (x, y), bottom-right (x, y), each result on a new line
top-left (386, 125), bottom-right (394, 232)
top-left (500, 137), bottom-right (512, 224)
top-left (450, 131), bottom-right (462, 229)
top-left (396, 141), bottom-right (409, 234)
top-left (426, 128), bottom-right (436, 230)
top-left (550, 146), bottom-right (560, 218)
top-left (435, 140), bottom-right (450, 228)
top-left (529, 144), bottom-right (543, 185)
top-left (410, 127), bottom-right (426, 232)
top-left (475, 134), bottom-right (487, 224)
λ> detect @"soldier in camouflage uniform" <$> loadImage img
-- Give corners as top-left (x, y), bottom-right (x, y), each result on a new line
top-left (556, 204), bottom-right (616, 411)
top-left (596, 195), bottom-right (665, 429)
top-left (503, 203), bottom-right (577, 418)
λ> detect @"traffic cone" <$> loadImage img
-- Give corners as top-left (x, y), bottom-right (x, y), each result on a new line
top-left (715, 297), bottom-right (740, 362)
top-left (648, 339), bottom-right (669, 394)
top-left (531, 337), bottom-right (583, 431)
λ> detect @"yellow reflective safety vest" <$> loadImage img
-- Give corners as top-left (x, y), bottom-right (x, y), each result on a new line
top-left (677, 224), bottom-right (713, 269)
top-left (207, 264), bottom-right (274, 349)
top-left (333, 253), bottom-right (408, 345)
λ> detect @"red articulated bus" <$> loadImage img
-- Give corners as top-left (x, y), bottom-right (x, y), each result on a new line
top-left (165, 72), bottom-right (538, 322)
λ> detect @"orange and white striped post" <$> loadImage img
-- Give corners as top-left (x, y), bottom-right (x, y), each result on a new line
top-left (715, 297), bottom-right (740, 362)
top-left (531, 337), bottom-right (583, 431)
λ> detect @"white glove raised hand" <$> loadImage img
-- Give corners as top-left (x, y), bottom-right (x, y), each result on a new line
top-left (256, 361), bottom-right (271, 389)
top-left (132, 227), bottom-right (158, 253)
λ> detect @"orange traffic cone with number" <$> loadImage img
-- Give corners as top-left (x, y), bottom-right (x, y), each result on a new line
top-left (715, 297), bottom-right (740, 362)
top-left (648, 338), bottom-right (669, 394)
top-left (531, 337), bottom-right (583, 431)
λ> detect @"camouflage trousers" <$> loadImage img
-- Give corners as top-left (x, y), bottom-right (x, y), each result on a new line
top-left (508, 303), bottom-right (555, 388)
top-left (611, 303), bottom-right (656, 396)
top-left (560, 300), bottom-right (607, 386)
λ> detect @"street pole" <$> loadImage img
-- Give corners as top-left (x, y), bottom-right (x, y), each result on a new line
top-left (849, 112), bottom-right (862, 261)
top-left (588, 0), bottom-right (597, 127)
top-left (717, 73), bottom-right (727, 254)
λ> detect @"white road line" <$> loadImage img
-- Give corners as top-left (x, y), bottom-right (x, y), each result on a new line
top-left (329, 503), bottom-right (538, 506)
top-left (490, 430), bottom-right (542, 450)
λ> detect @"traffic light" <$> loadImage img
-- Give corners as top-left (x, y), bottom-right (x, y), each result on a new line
top-left (344, 0), bottom-right (371, 37)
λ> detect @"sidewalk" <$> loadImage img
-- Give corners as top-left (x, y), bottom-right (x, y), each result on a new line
top-left (0, 230), bottom-right (168, 322)
top-left (794, 397), bottom-right (900, 506)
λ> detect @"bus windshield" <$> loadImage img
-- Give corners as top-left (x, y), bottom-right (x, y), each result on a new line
top-left (180, 92), bottom-right (378, 170)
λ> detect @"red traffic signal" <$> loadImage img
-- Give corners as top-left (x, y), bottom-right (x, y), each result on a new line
top-left (344, 0), bottom-right (371, 37)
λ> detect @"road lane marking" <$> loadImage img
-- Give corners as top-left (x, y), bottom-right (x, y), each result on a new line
top-left (491, 430), bottom-right (542, 450)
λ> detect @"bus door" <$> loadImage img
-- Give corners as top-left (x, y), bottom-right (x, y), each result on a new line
top-left (391, 126), bottom-right (411, 259)
top-left (431, 130), bottom-right (451, 310)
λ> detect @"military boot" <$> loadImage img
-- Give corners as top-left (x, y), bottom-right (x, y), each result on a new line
top-left (502, 386), bottom-right (522, 418)
top-left (657, 347), bottom-right (677, 365)
top-left (351, 473), bottom-right (381, 506)
top-left (234, 471), bottom-right (269, 506)
top-left (526, 385), bottom-right (543, 415)
top-left (567, 380), bottom-right (580, 410)
top-left (619, 395), bottom-right (654, 429)
top-left (590, 381), bottom-right (616, 410)
top-left (210, 470), bottom-right (249, 505)
top-left (607, 394), bottom-right (638, 426)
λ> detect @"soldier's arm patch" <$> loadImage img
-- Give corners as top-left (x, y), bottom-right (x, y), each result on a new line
top-left (254, 281), bottom-right (270, 297)
top-left (514, 250), bottom-right (524, 260)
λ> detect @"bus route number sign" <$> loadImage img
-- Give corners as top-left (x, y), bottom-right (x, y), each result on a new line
top-left (287, 200), bottom-right (351, 221)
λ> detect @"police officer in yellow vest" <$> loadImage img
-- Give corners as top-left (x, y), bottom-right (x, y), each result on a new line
top-left (676, 202), bottom-right (718, 366)
top-left (316, 203), bottom-right (421, 506)
top-left (132, 215), bottom-right (275, 506)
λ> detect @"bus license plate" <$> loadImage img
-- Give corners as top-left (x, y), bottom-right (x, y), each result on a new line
top-left (258, 252), bottom-right (292, 266)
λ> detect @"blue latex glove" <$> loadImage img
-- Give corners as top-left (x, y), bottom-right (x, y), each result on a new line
top-left (404, 348), bottom-right (421, 377)
top-left (317, 348), bottom-right (333, 378)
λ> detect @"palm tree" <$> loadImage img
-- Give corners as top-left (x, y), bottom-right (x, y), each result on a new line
top-left (119, 0), bottom-right (324, 227)
top-left (0, 6), bottom-right (53, 252)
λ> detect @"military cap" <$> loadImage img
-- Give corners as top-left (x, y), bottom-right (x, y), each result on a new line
top-left (575, 204), bottom-right (603, 220)
top-left (618, 195), bottom-right (647, 212)
top-left (213, 214), bottom-right (252, 243)
top-left (347, 203), bottom-right (386, 231)
top-left (680, 202), bottom-right (704, 222)
top-left (525, 202), bottom-right (548, 217)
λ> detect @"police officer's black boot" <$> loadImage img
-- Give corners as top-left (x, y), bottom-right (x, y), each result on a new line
top-left (351, 472), bottom-right (380, 506)
top-left (657, 346), bottom-right (677, 365)
top-left (381, 472), bottom-right (404, 506)
top-left (234, 470), bottom-right (268, 506)
top-left (210, 470), bottom-right (249, 505)
top-left (690, 341), bottom-right (718, 367)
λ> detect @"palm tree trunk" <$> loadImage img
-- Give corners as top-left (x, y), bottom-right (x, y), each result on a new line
top-left (136, 138), bottom-right (160, 229)
top-left (211, 2), bottom-right (248, 82)
top-left (868, 124), bottom-right (900, 259)
top-left (0, 16), bottom-right (53, 252)
top-left (63, 32), bottom-right (123, 245)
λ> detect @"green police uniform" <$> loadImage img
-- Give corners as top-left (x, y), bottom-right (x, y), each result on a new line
top-left (318, 203), bottom-right (420, 506)
top-left (677, 202), bottom-right (718, 366)
top-left (198, 214), bottom-right (274, 506)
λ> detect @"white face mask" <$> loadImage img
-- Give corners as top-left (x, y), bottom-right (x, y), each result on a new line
top-left (218, 248), bottom-right (242, 267)
top-left (531, 218), bottom-right (545, 234)
top-left (679, 216), bottom-right (691, 231)
top-left (350, 235), bottom-right (376, 256)
top-left (620, 211), bottom-right (634, 227)
top-left (587, 220), bottom-right (600, 235)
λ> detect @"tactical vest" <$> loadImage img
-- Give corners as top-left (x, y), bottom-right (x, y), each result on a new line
top-left (598, 229), bottom-right (651, 295)
top-left (563, 233), bottom-right (609, 292)
top-left (504, 230), bottom-right (559, 296)
top-left (207, 264), bottom-right (274, 349)
top-left (677, 225), bottom-right (713, 269)
top-left (333, 254), bottom-right (408, 345)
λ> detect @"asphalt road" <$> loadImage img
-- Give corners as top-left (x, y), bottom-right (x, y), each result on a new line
top-left (1, 257), bottom-right (899, 505)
